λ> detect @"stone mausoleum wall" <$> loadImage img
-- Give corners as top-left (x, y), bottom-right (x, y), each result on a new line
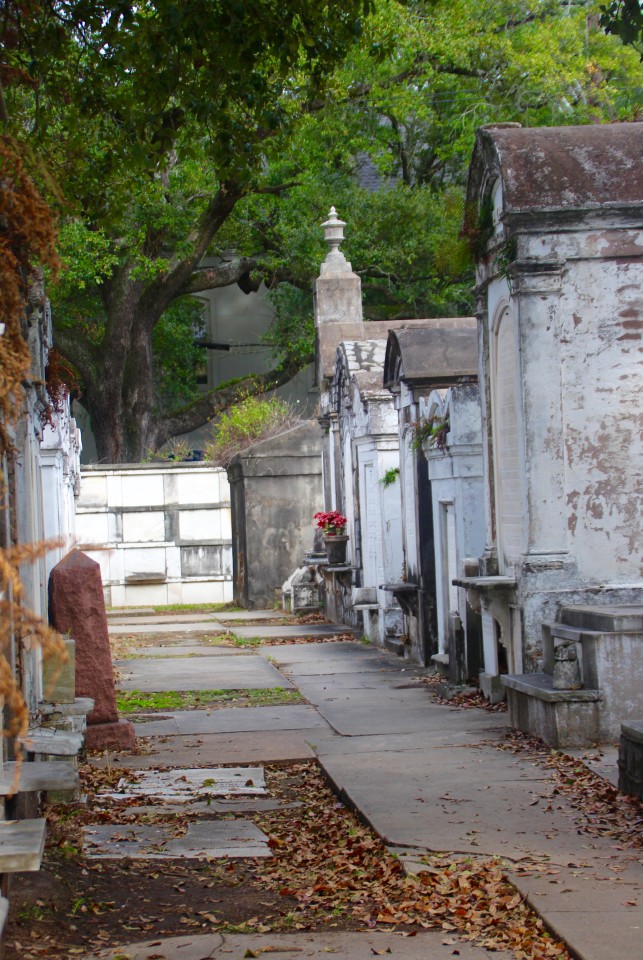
top-left (76, 462), bottom-right (233, 607)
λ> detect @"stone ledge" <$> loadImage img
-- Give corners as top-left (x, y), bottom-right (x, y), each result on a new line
top-left (384, 637), bottom-right (406, 657)
top-left (0, 819), bottom-right (46, 872)
top-left (504, 674), bottom-right (602, 747)
top-left (560, 604), bottom-right (643, 633)
top-left (40, 697), bottom-right (94, 717)
top-left (502, 673), bottom-right (601, 703)
top-left (20, 729), bottom-right (84, 757)
top-left (621, 719), bottom-right (643, 744)
top-left (0, 761), bottom-right (79, 796)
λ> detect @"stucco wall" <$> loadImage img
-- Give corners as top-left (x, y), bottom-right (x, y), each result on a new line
top-left (228, 422), bottom-right (322, 609)
top-left (76, 463), bottom-right (232, 607)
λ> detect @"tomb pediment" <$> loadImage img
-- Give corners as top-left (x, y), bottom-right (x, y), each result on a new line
top-left (383, 318), bottom-right (478, 391)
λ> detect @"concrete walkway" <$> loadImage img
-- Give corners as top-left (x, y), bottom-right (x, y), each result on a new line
top-left (93, 613), bottom-right (642, 960)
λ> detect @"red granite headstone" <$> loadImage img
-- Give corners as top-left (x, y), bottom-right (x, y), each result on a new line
top-left (48, 550), bottom-right (135, 751)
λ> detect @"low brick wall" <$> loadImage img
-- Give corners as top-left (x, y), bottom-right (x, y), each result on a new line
top-left (76, 463), bottom-right (233, 607)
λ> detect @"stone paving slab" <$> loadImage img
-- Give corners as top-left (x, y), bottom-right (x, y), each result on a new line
top-left (231, 624), bottom-right (354, 639)
top-left (0, 819), bottom-right (46, 873)
top-left (116, 654), bottom-right (291, 691)
top-left (129, 704), bottom-right (328, 737)
top-left (108, 613), bottom-right (223, 625)
top-left (292, 675), bottom-right (431, 694)
top-left (123, 644), bottom-right (252, 658)
top-left (509, 859), bottom-right (643, 960)
top-left (304, 699), bottom-right (459, 736)
top-left (0, 760), bottom-right (79, 795)
top-left (83, 820), bottom-right (271, 859)
top-left (318, 744), bottom-right (593, 863)
top-left (215, 611), bottom-right (297, 622)
top-left (104, 767), bottom-right (266, 800)
top-left (94, 731), bottom-right (319, 767)
top-left (84, 930), bottom-right (514, 960)
top-left (109, 621), bottom-right (227, 635)
top-left (261, 641), bottom-right (395, 663)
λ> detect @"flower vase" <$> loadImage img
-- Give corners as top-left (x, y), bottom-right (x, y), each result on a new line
top-left (323, 535), bottom-right (349, 565)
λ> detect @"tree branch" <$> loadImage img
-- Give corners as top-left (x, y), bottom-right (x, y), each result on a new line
top-left (253, 180), bottom-right (301, 195)
top-left (152, 358), bottom-right (309, 448)
top-left (185, 255), bottom-right (262, 295)
top-left (140, 180), bottom-right (246, 320)
top-left (52, 326), bottom-right (98, 388)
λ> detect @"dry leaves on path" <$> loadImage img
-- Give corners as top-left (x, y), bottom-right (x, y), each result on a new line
top-left (497, 733), bottom-right (642, 849)
top-left (256, 763), bottom-right (570, 959)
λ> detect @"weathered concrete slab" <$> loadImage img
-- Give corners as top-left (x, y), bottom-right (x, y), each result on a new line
top-left (116, 654), bottom-right (291, 691)
top-left (303, 699), bottom-right (453, 736)
top-left (83, 820), bottom-right (271, 859)
top-left (105, 767), bottom-right (265, 801)
top-left (20, 728), bottom-right (84, 757)
top-left (108, 613), bottom-right (222, 625)
top-left (85, 930), bottom-right (514, 960)
top-left (0, 760), bottom-right (79, 795)
top-left (129, 705), bottom-right (328, 737)
top-left (310, 723), bottom-right (508, 756)
top-left (109, 621), bottom-right (227, 635)
top-left (122, 644), bottom-right (250, 658)
top-left (216, 610), bottom-right (297, 621)
top-left (231, 624), bottom-right (355, 639)
top-left (319, 744), bottom-right (600, 864)
top-left (102, 731), bottom-right (318, 766)
top-left (0, 819), bottom-right (46, 872)
top-left (261, 641), bottom-right (386, 662)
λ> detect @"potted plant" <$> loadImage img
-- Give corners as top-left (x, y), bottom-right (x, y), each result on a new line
top-left (314, 510), bottom-right (349, 565)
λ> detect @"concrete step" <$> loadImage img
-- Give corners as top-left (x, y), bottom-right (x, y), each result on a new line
top-left (0, 761), bottom-right (79, 797)
top-left (39, 697), bottom-right (94, 718)
top-left (0, 819), bottom-right (46, 872)
top-left (20, 728), bottom-right (84, 757)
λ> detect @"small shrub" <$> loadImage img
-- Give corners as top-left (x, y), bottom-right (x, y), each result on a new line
top-left (203, 394), bottom-right (301, 467)
top-left (380, 467), bottom-right (400, 487)
top-left (411, 414), bottom-right (450, 452)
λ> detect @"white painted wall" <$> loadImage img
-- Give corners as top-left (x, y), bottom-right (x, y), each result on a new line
top-left (76, 463), bottom-right (233, 607)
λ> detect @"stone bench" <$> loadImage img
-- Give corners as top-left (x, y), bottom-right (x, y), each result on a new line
top-left (502, 673), bottom-right (601, 748)
top-left (0, 761), bottom-right (79, 798)
top-left (0, 819), bottom-right (46, 873)
top-left (19, 729), bottom-right (84, 758)
top-left (618, 721), bottom-right (643, 800)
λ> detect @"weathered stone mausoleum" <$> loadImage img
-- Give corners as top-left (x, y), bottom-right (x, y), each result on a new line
top-left (461, 122), bottom-right (643, 744)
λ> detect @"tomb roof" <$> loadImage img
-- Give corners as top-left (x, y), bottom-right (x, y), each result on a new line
top-left (383, 318), bottom-right (478, 389)
top-left (467, 122), bottom-right (643, 215)
top-left (336, 339), bottom-right (390, 399)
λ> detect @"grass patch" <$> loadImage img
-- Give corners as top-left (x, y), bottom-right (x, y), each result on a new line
top-left (151, 602), bottom-right (243, 614)
top-left (116, 687), bottom-right (303, 712)
top-left (232, 636), bottom-right (262, 647)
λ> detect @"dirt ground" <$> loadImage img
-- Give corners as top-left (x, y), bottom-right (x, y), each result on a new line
top-left (6, 764), bottom-right (345, 960)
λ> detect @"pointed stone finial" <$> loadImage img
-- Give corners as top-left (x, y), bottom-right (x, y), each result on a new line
top-left (320, 206), bottom-right (351, 274)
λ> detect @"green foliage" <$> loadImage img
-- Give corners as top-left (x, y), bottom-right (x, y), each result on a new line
top-left (264, 284), bottom-right (315, 366)
top-left (3, 0), bottom-right (641, 459)
top-left (152, 297), bottom-right (207, 408)
top-left (600, 0), bottom-right (643, 57)
top-left (412, 414), bottom-right (450, 452)
top-left (149, 602), bottom-right (243, 613)
top-left (116, 687), bottom-right (303, 711)
top-left (203, 394), bottom-right (301, 466)
top-left (380, 467), bottom-right (400, 487)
